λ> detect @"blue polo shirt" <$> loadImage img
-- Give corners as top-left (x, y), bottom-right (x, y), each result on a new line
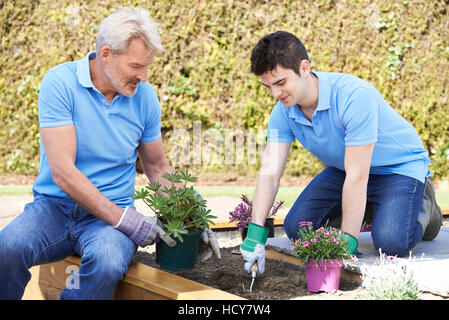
top-left (267, 71), bottom-right (430, 183)
top-left (33, 51), bottom-right (162, 208)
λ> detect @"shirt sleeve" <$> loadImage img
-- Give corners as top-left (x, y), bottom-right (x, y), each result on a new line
top-left (342, 87), bottom-right (378, 146)
top-left (38, 70), bottom-right (74, 128)
top-left (267, 102), bottom-right (295, 143)
top-left (140, 84), bottom-right (162, 143)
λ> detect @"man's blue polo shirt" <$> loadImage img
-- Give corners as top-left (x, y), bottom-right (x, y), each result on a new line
top-left (267, 71), bottom-right (430, 183)
top-left (33, 51), bottom-right (162, 208)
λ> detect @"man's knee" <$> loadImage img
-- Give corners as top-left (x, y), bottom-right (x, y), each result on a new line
top-left (372, 230), bottom-right (411, 257)
top-left (284, 212), bottom-right (302, 239)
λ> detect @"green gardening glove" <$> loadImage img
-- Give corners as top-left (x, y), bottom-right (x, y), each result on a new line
top-left (240, 222), bottom-right (270, 274)
top-left (340, 232), bottom-right (362, 256)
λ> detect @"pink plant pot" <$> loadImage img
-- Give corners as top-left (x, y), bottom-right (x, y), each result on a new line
top-left (304, 259), bottom-right (343, 293)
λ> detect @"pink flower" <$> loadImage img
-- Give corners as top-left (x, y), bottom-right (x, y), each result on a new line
top-left (331, 236), bottom-right (339, 245)
top-left (387, 255), bottom-right (398, 262)
top-left (303, 241), bottom-right (310, 247)
top-left (295, 239), bottom-right (302, 246)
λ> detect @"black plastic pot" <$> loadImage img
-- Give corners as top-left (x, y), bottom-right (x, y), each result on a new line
top-left (156, 229), bottom-right (203, 271)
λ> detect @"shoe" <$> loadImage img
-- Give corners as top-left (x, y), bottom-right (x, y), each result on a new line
top-left (421, 177), bottom-right (443, 241)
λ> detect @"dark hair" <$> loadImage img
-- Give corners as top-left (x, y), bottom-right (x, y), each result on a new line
top-left (250, 31), bottom-right (309, 76)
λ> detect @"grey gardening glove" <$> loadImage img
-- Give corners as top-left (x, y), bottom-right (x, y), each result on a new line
top-left (114, 206), bottom-right (176, 247)
top-left (193, 189), bottom-right (221, 263)
top-left (196, 228), bottom-right (222, 263)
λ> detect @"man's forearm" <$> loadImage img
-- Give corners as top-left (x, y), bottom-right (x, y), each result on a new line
top-left (144, 162), bottom-right (184, 191)
top-left (251, 173), bottom-right (280, 226)
top-left (341, 176), bottom-right (367, 238)
top-left (52, 165), bottom-right (123, 226)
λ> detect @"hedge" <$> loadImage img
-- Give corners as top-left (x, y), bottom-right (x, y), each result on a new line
top-left (1, 0), bottom-right (448, 180)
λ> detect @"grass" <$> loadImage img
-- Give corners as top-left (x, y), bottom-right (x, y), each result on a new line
top-left (0, 185), bottom-right (33, 195)
top-left (2, 184), bottom-right (448, 208)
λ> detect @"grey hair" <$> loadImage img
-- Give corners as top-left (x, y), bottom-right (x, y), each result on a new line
top-left (96, 7), bottom-right (164, 54)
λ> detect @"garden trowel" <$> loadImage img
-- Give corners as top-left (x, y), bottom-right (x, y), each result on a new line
top-left (248, 262), bottom-right (258, 292)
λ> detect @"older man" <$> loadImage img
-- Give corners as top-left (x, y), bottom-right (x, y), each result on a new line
top-left (0, 8), bottom-right (219, 300)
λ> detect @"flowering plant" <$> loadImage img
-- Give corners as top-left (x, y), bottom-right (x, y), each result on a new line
top-left (361, 249), bottom-right (420, 300)
top-left (291, 221), bottom-right (354, 269)
top-left (229, 194), bottom-right (284, 232)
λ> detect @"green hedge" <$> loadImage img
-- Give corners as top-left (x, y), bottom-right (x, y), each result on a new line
top-left (1, 0), bottom-right (448, 180)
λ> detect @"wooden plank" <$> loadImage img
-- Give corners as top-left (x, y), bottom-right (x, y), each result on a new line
top-left (120, 261), bottom-right (245, 300)
top-left (23, 256), bottom-right (244, 300)
top-left (443, 206), bottom-right (449, 216)
top-left (23, 258), bottom-right (75, 300)
top-left (212, 214), bottom-right (286, 230)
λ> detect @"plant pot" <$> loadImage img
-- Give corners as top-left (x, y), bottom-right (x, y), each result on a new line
top-left (304, 259), bottom-right (343, 293)
top-left (156, 229), bottom-right (203, 271)
top-left (241, 218), bottom-right (275, 240)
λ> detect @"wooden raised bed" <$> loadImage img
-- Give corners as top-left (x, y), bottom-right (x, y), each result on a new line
top-left (22, 255), bottom-right (244, 300)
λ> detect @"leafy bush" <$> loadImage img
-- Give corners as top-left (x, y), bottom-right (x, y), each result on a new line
top-left (1, 0), bottom-right (448, 180)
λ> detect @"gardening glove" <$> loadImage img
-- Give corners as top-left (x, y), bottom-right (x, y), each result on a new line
top-left (192, 189), bottom-right (221, 262)
top-left (240, 222), bottom-right (270, 274)
top-left (114, 206), bottom-right (176, 247)
top-left (340, 232), bottom-right (362, 256)
top-left (196, 228), bottom-right (222, 263)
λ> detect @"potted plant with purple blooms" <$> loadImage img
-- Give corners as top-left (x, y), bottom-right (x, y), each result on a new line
top-left (229, 194), bottom-right (284, 240)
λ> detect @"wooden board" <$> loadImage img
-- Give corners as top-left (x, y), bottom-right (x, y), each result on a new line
top-left (23, 256), bottom-right (244, 300)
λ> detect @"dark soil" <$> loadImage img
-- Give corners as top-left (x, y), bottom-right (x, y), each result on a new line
top-left (133, 245), bottom-right (368, 300)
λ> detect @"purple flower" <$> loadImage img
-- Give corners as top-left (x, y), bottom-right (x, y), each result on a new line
top-left (229, 194), bottom-right (283, 230)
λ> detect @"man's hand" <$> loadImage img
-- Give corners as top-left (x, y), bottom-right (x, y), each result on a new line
top-left (114, 207), bottom-right (176, 247)
top-left (196, 228), bottom-right (222, 263)
top-left (240, 222), bottom-right (269, 274)
top-left (340, 232), bottom-right (361, 256)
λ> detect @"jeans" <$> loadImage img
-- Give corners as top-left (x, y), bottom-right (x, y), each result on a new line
top-left (284, 166), bottom-right (425, 257)
top-left (0, 196), bottom-right (136, 300)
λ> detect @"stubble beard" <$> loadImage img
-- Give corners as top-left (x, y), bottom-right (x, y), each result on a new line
top-left (104, 67), bottom-right (137, 97)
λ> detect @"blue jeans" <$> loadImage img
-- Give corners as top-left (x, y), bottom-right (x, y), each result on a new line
top-left (284, 166), bottom-right (425, 256)
top-left (0, 197), bottom-right (136, 300)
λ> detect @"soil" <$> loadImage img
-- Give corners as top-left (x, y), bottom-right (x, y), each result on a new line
top-left (133, 245), bottom-right (369, 300)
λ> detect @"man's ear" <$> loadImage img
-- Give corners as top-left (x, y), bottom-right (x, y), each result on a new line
top-left (299, 59), bottom-right (311, 77)
top-left (99, 46), bottom-right (113, 64)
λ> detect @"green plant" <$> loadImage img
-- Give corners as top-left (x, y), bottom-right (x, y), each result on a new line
top-left (361, 249), bottom-right (420, 300)
top-left (132, 170), bottom-right (216, 243)
top-left (291, 221), bottom-right (354, 270)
